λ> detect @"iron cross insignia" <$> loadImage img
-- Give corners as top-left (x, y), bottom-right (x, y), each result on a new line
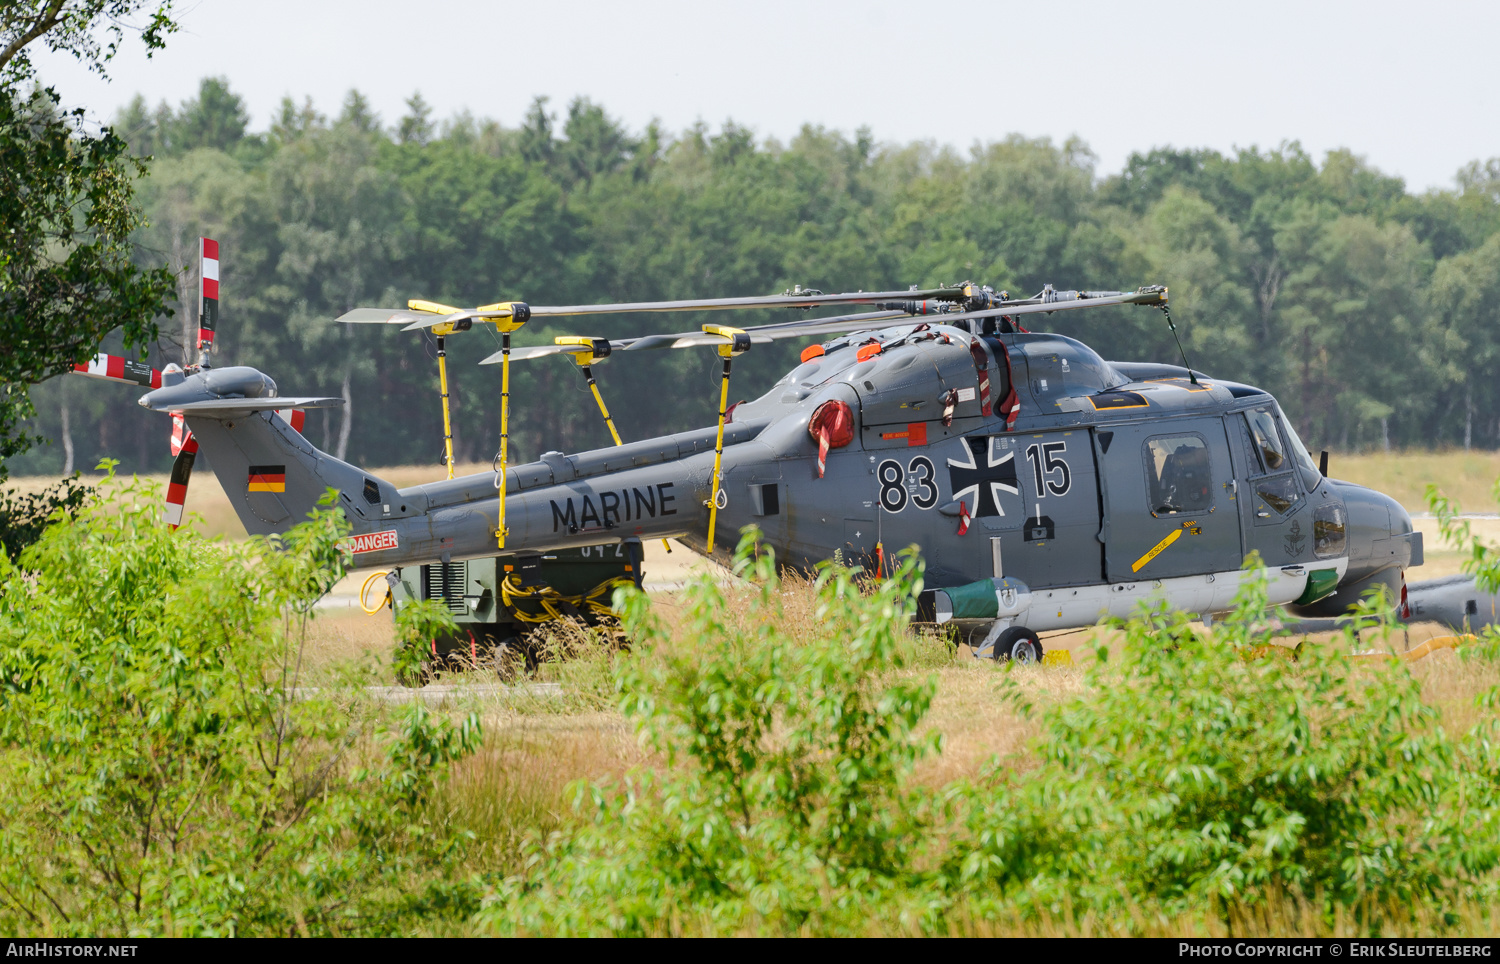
top-left (947, 436), bottom-right (1020, 517)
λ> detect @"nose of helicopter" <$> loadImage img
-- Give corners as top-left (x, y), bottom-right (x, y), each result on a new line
top-left (1286, 481), bottom-right (1422, 618)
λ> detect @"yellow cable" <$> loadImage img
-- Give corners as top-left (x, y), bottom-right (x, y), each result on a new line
top-left (500, 573), bottom-right (634, 624)
top-left (360, 569), bottom-right (391, 615)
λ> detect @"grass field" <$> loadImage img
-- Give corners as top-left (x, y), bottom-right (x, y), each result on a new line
top-left (302, 584), bottom-right (1500, 936)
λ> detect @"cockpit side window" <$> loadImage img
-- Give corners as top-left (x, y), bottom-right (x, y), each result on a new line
top-left (1244, 409), bottom-right (1287, 473)
top-left (1277, 415), bottom-right (1326, 492)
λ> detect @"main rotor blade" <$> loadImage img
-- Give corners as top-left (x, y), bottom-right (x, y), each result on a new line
top-left (526, 287), bottom-right (963, 317)
top-left (164, 429), bottom-right (198, 530)
top-left (398, 308), bottom-right (519, 331)
top-left (622, 310), bottom-right (912, 350)
top-left (942, 286), bottom-right (1167, 322)
top-left (612, 289), bottom-right (1165, 351)
top-left (474, 287), bottom-right (1167, 365)
top-left (72, 352), bottom-right (162, 389)
top-left (500, 344), bottom-right (613, 362)
top-left (336, 306), bottom-right (522, 330)
top-left (336, 307), bottom-right (417, 324)
top-left (475, 309), bottom-right (907, 365)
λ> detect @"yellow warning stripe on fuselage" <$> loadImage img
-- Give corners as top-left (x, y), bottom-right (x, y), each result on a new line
top-left (1131, 521), bottom-right (1202, 573)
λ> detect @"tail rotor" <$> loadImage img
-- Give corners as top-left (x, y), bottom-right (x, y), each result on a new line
top-left (165, 408), bottom-right (198, 530)
top-left (70, 238), bottom-right (309, 531)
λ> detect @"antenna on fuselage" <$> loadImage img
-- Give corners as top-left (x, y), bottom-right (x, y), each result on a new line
top-left (1150, 291), bottom-right (1196, 385)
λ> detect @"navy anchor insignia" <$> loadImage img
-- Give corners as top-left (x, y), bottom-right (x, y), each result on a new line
top-left (1284, 518), bottom-right (1307, 557)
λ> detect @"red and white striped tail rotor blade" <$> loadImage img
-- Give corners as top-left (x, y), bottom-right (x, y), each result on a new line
top-left (164, 433), bottom-right (199, 530)
top-left (198, 238), bottom-right (219, 363)
top-left (170, 412), bottom-right (192, 457)
top-left (275, 408), bottom-right (307, 433)
top-left (72, 353), bottom-right (162, 389)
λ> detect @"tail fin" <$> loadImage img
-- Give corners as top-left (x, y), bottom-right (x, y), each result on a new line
top-left (186, 409), bottom-right (395, 536)
top-left (139, 368), bottom-right (402, 536)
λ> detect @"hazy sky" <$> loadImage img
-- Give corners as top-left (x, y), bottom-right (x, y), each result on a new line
top-left (29, 0), bottom-right (1500, 192)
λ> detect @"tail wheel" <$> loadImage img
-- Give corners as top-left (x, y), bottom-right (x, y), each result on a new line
top-left (993, 626), bottom-right (1042, 664)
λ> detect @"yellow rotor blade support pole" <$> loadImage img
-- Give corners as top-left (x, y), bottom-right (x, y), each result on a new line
top-left (703, 324), bottom-right (750, 555)
top-left (483, 302), bottom-right (530, 551)
top-left (579, 363), bottom-right (623, 446)
top-left (557, 336), bottom-right (675, 554)
top-left (497, 329), bottom-right (512, 549)
top-left (407, 301), bottom-right (465, 482)
top-left (436, 335), bottom-right (456, 479)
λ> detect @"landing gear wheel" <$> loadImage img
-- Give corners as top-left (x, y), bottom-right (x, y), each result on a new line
top-left (396, 660), bottom-right (435, 688)
top-left (494, 638), bottom-right (536, 680)
top-left (993, 626), bottom-right (1042, 664)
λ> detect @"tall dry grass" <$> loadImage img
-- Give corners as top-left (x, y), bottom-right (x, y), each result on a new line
top-left (328, 570), bottom-right (1499, 935)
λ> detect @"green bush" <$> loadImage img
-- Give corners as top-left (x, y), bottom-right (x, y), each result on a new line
top-left (479, 538), bottom-right (1500, 936)
top-left (0, 474), bottom-right (481, 936)
top-left (393, 597), bottom-right (458, 687)
top-left (0, 472), bottom-right (94, 562)
top-left (478, 531), bottom-right (943, 935)
top-left (950, 576), bottom-right (1497, 926)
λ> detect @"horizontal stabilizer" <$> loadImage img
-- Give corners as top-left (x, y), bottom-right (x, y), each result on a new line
top-left (140, 396), bottom-right (343, 416)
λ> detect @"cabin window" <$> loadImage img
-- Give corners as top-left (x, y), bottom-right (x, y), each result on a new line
top-left (1314, 503), bottom-right (1347, 558)
top-left (1144, 434), bottom-right (1214, 517)
top-left (1244, 409), bottom-right (1287, 473)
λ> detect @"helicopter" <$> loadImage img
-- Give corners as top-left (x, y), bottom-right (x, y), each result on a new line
top-left (99, 232), bottom-right (1447, 667)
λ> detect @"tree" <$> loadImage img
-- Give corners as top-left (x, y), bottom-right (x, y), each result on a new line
top-left (0, 1), bottom-right (175, 80)
top-left (558, 97), bottom-right (637, 189)
top-left (0, 1), bottom-right (178, 482)
top-left (1429, 233), bottom-right (1500, 450)
top-left (518, 95), bottom-right (554, 166)
top-left (0, 88), bottom-right (175, 477)
top-left (397, 91), bottom-right (433, 146)
top-left (164, 74), bottom-right (247, 153)
top-left (338, 88), bottom-right (379, 134)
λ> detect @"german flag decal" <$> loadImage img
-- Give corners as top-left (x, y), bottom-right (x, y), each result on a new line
top-left (247, 465), bottom-right (286, 493)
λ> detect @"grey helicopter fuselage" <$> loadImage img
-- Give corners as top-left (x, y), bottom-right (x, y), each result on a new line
top-left (141, 318), bottom-right (1420, 634)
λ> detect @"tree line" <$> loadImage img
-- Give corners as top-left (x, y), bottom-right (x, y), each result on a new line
top-left (11, 75), bottom-right (1500, 478)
